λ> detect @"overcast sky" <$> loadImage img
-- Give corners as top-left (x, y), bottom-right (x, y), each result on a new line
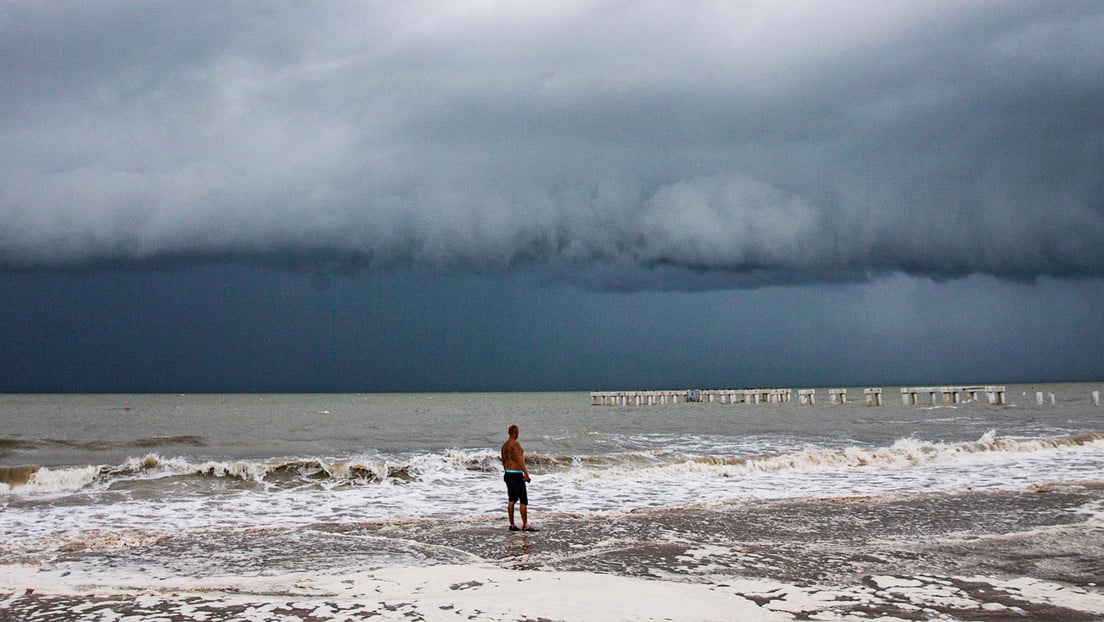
top-left (2, 2), bottom-right (1102, 392)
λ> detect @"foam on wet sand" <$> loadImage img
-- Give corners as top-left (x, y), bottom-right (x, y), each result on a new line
top-left (4, 561), bottom-right (1104, 621)
top-left (0, 563), bottom-right (790, 621)
top-left (5, 487), bottom-right (1104, 619)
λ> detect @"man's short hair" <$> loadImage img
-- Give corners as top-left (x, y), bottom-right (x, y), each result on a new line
top-left (508, 424), bottom-right (519, 435)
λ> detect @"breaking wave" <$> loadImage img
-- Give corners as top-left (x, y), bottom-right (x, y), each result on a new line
top-left (0, 465), bottom-right (40, 488)
top-left (0, 449), bottom-right (504, 496)
top-left (570, 432), bottom-right (1104, 481)
top-left (4, 432), bottom-right (1102, 497)
top-left (0, 464), bottom-right (100, 495)
top-left (736, 431), bottom-right (1104, 472)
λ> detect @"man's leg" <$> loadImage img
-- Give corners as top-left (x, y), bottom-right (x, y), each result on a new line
top-left (508, 499), bottom-right (517, 528)
top-left (520, 503), bottom-right (528, 529)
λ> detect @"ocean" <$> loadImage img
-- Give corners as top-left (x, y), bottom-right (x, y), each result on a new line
top-left (2, 386), bottom-right (1103, 620)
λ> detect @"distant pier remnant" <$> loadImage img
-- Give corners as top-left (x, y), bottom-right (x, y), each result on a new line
top-left (900, 386), bottom-right (1006, 406)
top-left (720, 388), bottom-right (793, 404)
top-left (590, 390), bottom-right (690, 406)
top-left (592, 384), bottom-right (1014, 408)
top-left (864, 388), bottom-right (883, 406)
top-left (590, 388), bottom-right (795, 406)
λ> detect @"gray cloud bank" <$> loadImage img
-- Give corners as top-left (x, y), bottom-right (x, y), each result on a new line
top-left (2, 2), bottom-right (1102, 287)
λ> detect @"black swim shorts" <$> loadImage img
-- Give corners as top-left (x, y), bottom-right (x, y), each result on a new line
top-left (504, 471), bottom-right (528, 505)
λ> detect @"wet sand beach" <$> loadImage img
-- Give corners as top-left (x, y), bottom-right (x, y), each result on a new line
top-left (4, 485), bottom-right (1103, 620)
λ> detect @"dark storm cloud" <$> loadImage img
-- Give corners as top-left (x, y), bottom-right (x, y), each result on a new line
top-left (2, 2), bottom-right (1102, 287)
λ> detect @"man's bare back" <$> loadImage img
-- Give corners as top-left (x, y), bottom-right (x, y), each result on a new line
top-left (501, 437), bottom-right (528, 478)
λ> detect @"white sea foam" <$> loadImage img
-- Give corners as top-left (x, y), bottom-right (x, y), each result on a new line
top-left (0, 562), bottom-right (792, 621)
top-left (4, 561), bottom-right (1103, 621)
top-left (13, 431), bottom-right (1098, 498)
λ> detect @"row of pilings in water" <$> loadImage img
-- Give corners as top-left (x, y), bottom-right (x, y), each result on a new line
top-left (590, 386), bottom-right (1104, 407)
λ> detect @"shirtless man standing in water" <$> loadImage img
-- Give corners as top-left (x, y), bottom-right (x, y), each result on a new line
top-left (501, 425), bottom-right (538, 531)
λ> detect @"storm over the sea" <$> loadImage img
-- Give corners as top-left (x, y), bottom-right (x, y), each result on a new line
top-left (2, 2), bottom-right (1103, 392)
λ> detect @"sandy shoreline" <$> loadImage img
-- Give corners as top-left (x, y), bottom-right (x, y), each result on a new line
top-left (3, 561), bottom-right (1103, 621)
top-left (4, 488), bottom-right (1104, 620)
top-left (1, 564), bottom-right (793, 621)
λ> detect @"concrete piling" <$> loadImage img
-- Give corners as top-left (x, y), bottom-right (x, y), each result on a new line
top-left (864, 388), bottom-right (883, 406)
top-left (900, 386), bottom-right (1006, 406)
top-left (592, 384), bottom-right (1009, 407)
top-left (1030, 391), bottom-right (1059, 406)
top-left (590, 388), bottom-right (797, 406)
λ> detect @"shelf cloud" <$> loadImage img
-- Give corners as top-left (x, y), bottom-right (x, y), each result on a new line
top-left (3, 2), bottom-right (1102, 289)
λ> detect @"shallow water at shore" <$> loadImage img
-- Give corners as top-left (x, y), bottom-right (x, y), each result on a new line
top-left (3, 487), bottom-right (1103, 620)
